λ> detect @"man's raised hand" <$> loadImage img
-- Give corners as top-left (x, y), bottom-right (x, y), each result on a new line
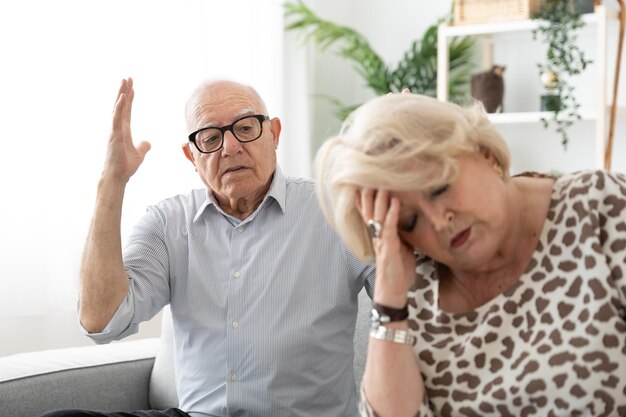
top-left (103, 78), bottom-right (151, 183)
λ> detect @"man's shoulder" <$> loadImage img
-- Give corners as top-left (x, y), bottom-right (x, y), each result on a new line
top-left (151, 189), bottom-right (207, 215)
top-left (284, 176), bottom-right (317, 198)
top-left (285, 175), bottom-right (315, 187)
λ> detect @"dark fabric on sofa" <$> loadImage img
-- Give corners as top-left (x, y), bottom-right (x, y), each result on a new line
top-left (39, 407), bottom-right (190, 417)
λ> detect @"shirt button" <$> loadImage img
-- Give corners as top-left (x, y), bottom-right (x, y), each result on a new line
top-left (231, 374), bottom-right (239, 382)
top-left (233, 271), bottom-right (240, 279)
top-left (232, 321), bottom-right (239, 328)
top-left (238, 227), bottom-right (244, 233)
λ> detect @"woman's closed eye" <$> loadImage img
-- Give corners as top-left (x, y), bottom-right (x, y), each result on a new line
top-left (399, 213), bottom-right (418, 233)
top-left (431, 185), bottom-right (449, 198)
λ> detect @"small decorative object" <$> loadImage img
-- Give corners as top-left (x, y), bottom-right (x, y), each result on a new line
top-left (540, 68), bottom-right (561, 111)
top-left (532, 0), bottom-right (593, 149)
top-left (573, 0), bottom-right (595, 13)
top-left (471, 65), bottom-right (506, 113)
top-left (453, 0), bottom-right (541, 25)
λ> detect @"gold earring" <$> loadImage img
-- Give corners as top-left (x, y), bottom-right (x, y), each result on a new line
top-left (493, 162), bottom-right (503, 178)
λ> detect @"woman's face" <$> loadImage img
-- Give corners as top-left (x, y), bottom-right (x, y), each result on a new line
top-left (394, 153), bottom-right (509, 271)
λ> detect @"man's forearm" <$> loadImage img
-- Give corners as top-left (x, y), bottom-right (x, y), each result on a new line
top-left (79, 176), bottom-right (130, 333)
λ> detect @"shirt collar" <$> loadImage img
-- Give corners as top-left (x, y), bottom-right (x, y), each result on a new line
top-left (193, 165), bottom-right (287, 223)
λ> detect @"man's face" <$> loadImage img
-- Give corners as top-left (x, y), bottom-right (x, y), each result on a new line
top-left (184, 82), bottom-right (281, 212)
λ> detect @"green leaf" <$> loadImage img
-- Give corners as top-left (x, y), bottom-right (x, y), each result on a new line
top-left (283, 0), bottom-right (476, 117)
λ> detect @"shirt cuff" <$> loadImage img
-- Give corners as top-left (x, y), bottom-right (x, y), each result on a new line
top-left (79, 285), bottom-right (135, 344)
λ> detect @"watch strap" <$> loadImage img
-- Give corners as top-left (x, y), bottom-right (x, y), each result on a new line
top-left (372, 301), bottom-right (409, 322)
top-left (369, 325), bottom-right (416, 346)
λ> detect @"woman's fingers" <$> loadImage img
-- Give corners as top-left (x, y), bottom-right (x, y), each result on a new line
top-left (359, 188), bottom-right (376, 222)
top-left (373, 189), bottom-right (389, 224)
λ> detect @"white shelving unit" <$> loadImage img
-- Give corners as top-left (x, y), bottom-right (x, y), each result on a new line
top-left (437, 5), bottom-right (617, 169)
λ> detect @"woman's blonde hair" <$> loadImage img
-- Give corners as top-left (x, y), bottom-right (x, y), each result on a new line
top-left (315, 93), bottom-right (510, 263)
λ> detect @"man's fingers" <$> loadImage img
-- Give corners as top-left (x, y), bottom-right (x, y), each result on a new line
top-left (387, 88), bottom-right (411, 95)
top-left (125, 83), bottom-right (135, 122)
top-left (136, 141), bottom-right (152, 157)
top-left (111, 93), bottom-right (127, 134)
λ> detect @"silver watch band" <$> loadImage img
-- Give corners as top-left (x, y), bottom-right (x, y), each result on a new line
top-left (369, 325), bottom-right (416, 346)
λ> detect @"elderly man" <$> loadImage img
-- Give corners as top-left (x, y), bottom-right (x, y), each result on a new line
top-left (42, 78), bottom-right (374, 417)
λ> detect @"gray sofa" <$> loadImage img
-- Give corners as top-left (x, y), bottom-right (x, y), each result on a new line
top-left (0, 291), bottom-right (370, 417)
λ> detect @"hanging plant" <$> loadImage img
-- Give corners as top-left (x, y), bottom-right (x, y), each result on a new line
top-left (284, 0), bottom-right (475, 120)
top-left (532, 0), bottom-right (593, 149)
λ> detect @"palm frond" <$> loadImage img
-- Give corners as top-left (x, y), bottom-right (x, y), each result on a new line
top-left (284, 1), bottom-right (476, 118)
top-left (285, 0), bottom-right (391, 95)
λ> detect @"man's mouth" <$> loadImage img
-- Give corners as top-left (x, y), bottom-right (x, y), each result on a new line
top-left (224, 166), bottom-right (247, 174)
top-left (450, 227), bottom-right (471, 249)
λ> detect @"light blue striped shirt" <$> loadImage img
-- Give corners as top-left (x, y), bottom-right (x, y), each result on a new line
top-left (84, 167), bottom-right (375, 417)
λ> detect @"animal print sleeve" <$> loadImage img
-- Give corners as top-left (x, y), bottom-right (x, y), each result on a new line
top-left (594, 171), bottom-right (626, 314)
top-left (359, 385), bottom-right (433, 417)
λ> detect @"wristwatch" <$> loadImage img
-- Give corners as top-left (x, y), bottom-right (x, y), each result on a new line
top-left (370, 325), bottom-right (416, 346)
top-left (370, 302), bottom-right (409, 328)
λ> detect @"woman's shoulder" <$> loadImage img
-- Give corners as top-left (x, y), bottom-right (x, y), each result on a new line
top-left (543, 170), bottom-right (626, 228)
top-left (552, 170), bottom-right (626, 199)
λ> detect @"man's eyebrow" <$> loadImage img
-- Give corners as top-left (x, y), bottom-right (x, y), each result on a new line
top-left (199, 108), bottom-right (256, 129)
top-left (232, 108), bottom-right (256, 119)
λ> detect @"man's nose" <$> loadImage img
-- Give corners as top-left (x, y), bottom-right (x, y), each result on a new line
top-left (221, 130), bottom-right (242, 156)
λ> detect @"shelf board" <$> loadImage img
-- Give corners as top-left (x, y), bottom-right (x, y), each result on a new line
top-left (487, 107), bottom-right (626, 124)
top-left (441, 10), bottom-right (615, 38)
top-left (488, 111), bottom-right (593, 124)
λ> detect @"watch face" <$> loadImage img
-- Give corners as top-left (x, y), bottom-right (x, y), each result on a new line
top-left (370, 308), bottom-right (390, 327)
top-left (370, 308), bottom-right (381, 327)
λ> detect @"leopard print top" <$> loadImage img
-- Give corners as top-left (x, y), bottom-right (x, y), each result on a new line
top-left (360, 170), bottom-right (626, 416)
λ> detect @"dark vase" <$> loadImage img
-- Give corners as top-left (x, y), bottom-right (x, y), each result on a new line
top-left (471, 65), bottom-right (506, 113)
top-left (574, 0), bottom-right (595, 14)
top-left (541, 94), bottom-right (562, 111)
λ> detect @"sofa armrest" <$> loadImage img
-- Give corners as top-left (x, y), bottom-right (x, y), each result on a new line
top-left (0, 338), bottom-right (159, 417)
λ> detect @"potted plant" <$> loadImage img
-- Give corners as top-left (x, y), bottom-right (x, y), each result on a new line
top-left (540, 67), bottom-right (561, 111)
top-left (283, 0), bottom-right (475, 120)
top-left (532, 0), bottom-right (594, 149)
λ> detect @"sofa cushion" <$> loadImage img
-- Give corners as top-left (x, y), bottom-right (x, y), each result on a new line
top-left (354, 289), bottom-right (371, 385)
top-left (0, 339), bottom-right (158, 417)
top-left (149, 306), bottom-right (179, 409)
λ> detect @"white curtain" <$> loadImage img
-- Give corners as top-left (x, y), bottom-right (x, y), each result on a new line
top-left (0, 0), bottom-right (309, 320)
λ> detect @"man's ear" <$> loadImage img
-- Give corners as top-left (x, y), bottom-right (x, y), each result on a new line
top-left (269, 117), bottom-right (281, 149)
top-left (182, 143), bottom-right (196, 165)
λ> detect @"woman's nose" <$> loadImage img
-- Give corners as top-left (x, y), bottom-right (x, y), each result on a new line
top-left (426, 207), bottom-right (453, 232)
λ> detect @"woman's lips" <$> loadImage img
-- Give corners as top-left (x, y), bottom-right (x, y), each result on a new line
top-left (450, 227), bottom-right (471, 248)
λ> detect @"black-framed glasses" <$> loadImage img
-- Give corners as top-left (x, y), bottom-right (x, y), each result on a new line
top-left (188, 114), bottom-right (270, 154)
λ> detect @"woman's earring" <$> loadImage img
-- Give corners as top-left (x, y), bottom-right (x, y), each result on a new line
top-left (493, 162), bottom-right (503, 178)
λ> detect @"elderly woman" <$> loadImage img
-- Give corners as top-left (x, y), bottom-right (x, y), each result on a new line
top-left (315, 93), bottom-right (626, 416)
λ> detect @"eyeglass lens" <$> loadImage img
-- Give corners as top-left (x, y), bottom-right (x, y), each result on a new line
top-left (195, 116), bottom-right (263, 153)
